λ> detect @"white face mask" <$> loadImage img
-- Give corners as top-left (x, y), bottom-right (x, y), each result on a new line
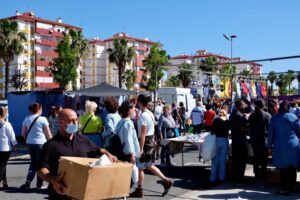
top-left (66, 123), bottom-right (79, 134)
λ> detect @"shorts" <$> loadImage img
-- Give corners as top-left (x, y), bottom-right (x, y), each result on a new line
top-left (136, 158), bottom-right (153, 169)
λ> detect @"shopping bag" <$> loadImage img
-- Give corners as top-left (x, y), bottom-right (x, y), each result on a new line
top-left (202, 133), bottom-right (217, 161)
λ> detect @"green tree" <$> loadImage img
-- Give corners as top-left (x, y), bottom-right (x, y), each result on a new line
top-left (286, 70), bottom-right (295, 91)
top-left (165, 75), bottom-right (180, 87)
top-left (10, 69), bottom-right (27, 91)
top-left (124, 69), bottom-right (137, 90)
top-left (142, 43), bottom-right (169, 92)
top-left (267, 71), bottom-right (277, 96)
top-left (276, 74), bottom-right (289, 96)
top-left (107, 39), bottom-right (136, 88)
top-left (219, 64), bottom-right (236, 77)
top-left (240, 69), bottom-right (250, 77)
top-left (297, 71), bottom-right (300, 95)
top-left (50, 30), bottom-right (87, 90)
top-left (199, 56), bottom-right (218, 73)
top-left (0, 20), bottom-right (26, 95)
top-left (178, 62), bottom-right (194, 88)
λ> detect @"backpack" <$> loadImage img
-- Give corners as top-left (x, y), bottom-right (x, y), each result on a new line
top-left (108, 120), bottom-right (131, 162)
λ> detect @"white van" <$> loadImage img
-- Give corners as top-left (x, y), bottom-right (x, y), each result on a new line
top-left (157, 87), bottom-right (196, 116)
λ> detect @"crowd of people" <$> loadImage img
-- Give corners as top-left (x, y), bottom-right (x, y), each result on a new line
top-left (0, 95), bottom-right (300, 199)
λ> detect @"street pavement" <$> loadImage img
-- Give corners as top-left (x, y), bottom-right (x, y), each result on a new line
top-left (2, 144), bottom-right (300, 200)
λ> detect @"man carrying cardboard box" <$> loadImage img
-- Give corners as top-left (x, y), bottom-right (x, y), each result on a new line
top-left (37, 109), bottom-right (117, 200)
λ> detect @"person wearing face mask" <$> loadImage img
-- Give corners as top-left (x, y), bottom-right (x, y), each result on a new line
top-left (20, 103), bottom-right (52, 189)
top-left (37, 109), bottom-right (117, 200)
top-left (229, 99), bottom-right (249, 185)
top-left (158, 105), bottom-right (176, 167)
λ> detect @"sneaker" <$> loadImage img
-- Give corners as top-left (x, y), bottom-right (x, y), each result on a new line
top-left (129, 188), bottom-right (143, 198)
top-left (162, 178), bottom-right (174, 196)
top-left (19, 181), bottom-right (30, 189)
top-left (36, 185), bottom-right (48, 189)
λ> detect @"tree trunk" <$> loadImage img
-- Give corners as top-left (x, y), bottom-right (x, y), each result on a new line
top-left (4, 62), bottom-right (10, 98)
top-left (118, 64), bottom-right (123, 88)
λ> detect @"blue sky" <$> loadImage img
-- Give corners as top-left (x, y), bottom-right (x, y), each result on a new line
top-left (1, 0), bottom-right (300, 74)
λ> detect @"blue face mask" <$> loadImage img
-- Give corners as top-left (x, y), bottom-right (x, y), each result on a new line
top-left (66, 123), bottom-right (79, 134)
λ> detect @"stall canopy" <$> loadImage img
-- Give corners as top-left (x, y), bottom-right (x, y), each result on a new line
top-left (65, 82), bottom-right (136, 97)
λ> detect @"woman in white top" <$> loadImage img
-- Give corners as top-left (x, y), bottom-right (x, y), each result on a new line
top-left (0, 106), bottom-right (17, 189)
top-left (130, 95), bottom-right (173, 198)
top-left (20, 103), bottom-right (52, 189)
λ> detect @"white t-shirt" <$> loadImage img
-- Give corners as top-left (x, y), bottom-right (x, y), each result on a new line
top-left (0, 121), bottom-right (17, 151)
top-left (23, 114), bottom-right (49, 145)
top-left (138, 110), bottom-right (155, 137)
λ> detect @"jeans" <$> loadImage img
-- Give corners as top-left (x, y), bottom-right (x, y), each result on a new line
top-left (26, 144), bottom-right (43, 187)
top-left (0, 151), bottom-right (11, 182)
top-left (210, 137), bottom-right (229, 182)
top-left (161, 145), bottom-right (171, 165)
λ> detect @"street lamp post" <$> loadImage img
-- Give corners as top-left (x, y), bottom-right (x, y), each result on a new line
top-left (223, 34), bottom-right (237, 99)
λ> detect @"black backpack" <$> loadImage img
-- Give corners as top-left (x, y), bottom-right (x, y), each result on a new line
top-left (108, 121), bottom-right (131, 162)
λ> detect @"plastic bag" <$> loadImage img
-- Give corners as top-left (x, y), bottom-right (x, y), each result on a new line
top-left (131, 164), bottom-right (138, 183)
top-left (202, 133), bottom-right (217, 161)
top-left (89, 154), bottom-right (112, 167)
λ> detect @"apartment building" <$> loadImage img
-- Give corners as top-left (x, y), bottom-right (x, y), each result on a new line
top-left (81, 32), bottom-right (157, 89)
top-left (0, 11), bottom-right (82, 98)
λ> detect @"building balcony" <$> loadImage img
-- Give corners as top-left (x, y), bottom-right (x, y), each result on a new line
top-left (36, 50), bottom-right (58, 57)
top-left (36, 60), bottom-right (52, 67)
top-left (36, 70), bottom-right (52, 77)
top-left (35, 82), bottom-right (58, 89)
top-left (52, 31), bottom-right (64, 38)
top-left (35, 39), bottom-right (57, 47)
top-left (36, 28), bottom-right (51, 35)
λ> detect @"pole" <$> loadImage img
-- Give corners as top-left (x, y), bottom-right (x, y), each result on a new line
top-left (230, 38), bottom-right (233, 100)
top-left (153, 68), bottom-right (158, 110)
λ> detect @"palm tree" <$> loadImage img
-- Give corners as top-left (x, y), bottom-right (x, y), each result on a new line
top-left (178, 62), bottom-right (194, 88)
top-left (165, 75), bottom-right (180, 87)
top-left (0, 20), bottom-right (26, 96)
top-left (267, 71), bottom-right (277, 95)
top-left (107, 39), bottom-right (136, 88)
top-left (124, 69), bottom-right (137, 90)
top-left (286, 70), bottom-right (295, 91)
top-left (240, 69), bottom-right (250, 77)
top-left (297, 72), bottom-right (300, 95)
top-left (199, 57), bottom-right (218, 73)
top-left (276, 74), bottom-right (289, 96)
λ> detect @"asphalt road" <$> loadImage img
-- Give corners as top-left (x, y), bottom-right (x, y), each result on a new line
top-left (0, 144), bottom-right (210, 200)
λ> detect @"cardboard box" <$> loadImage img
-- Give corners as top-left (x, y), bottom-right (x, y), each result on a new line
top-left (58, 156), bottom-right (133, 200)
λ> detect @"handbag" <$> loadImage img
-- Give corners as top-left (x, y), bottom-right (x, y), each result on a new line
top-left (202, 132), bottom-right (217, 161)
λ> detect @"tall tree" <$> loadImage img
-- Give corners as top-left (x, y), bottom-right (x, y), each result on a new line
top-left (219, 64), bottom-right (236, 77)
top-left (165, 75), bottom-right (180, 87)
top-left (297, 71), bottom-right (300, 95)
top-left (107, 38), bottom-right (136, 88)
top-left (199, 57), bottom-right (218, 73)
top-left (49, 30), bottom-right (87, 90)
top-left (142, 43), bottom-right (169, 92)
top-left (276, 74), bottom-right (289, 96)
top-left (267, 71), bottom-right (277, 96)
top-left (178, 62), bottom-right (194, 88)
top-left (124, 69), bottom-right (137, 90)
top-left (240, 69), bottom-right (250, 77)
top-left (286, 70), bottom-right (295, 91)
top-left (0, 20), bottom-right (26, 96)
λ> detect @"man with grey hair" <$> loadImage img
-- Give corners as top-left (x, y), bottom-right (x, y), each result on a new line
top-left (38, 109), bottom-right (117, 200)
top-left (191, 101), bottom-right (204, 134)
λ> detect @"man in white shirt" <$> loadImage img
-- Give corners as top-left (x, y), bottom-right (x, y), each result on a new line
top-left (154, 101), bottom-right (163, 120)
top-left (191, 101), bottom-right (204, 134)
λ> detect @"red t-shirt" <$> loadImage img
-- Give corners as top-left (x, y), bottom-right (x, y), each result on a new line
top-left (204, 110), bottom-right (216, 126)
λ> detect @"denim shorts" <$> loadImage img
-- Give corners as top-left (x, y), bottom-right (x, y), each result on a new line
top-left (136, 158), bottom-right (153, 169)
